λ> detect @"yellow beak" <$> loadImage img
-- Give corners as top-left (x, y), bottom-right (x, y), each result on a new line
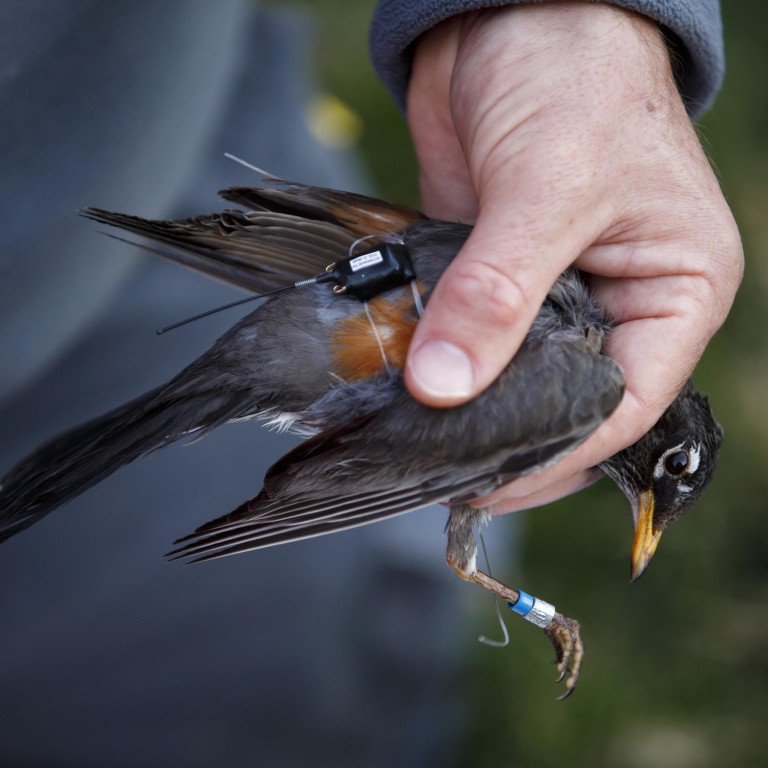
top-left (630, 489), bottom-right (663, 582)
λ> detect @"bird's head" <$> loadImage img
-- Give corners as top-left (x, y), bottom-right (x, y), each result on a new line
top-left (599, 382), bottom-right (723, 581)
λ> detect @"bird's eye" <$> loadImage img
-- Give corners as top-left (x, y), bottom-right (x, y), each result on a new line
top-left (664, 450), bottom-right (689, 475)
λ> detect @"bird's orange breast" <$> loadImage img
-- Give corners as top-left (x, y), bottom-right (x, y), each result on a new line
top-left (330, 287), bottom-right (423, 381)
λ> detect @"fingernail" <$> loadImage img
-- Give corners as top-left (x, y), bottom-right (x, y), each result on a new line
top-left (409, 340), bottom-right (474, 399)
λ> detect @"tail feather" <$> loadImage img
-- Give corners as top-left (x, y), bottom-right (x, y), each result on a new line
top-left (0, 384), bottom-right (252, 543)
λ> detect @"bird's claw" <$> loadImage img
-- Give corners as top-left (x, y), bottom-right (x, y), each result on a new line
top-left (544, 612), bottom-right (583, 700)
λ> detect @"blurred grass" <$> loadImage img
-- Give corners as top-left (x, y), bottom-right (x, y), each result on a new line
top-left (305, 1), bottom-right (768, 765)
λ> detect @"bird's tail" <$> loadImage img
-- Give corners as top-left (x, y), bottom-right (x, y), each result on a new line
top-left (0, 382), bottom-right (249, 544)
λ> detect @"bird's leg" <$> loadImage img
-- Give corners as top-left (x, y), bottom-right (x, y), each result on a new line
top-left (445, 504), bottom-right (584, 699)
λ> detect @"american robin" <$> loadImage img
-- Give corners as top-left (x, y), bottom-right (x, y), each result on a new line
top-left (0, 177), bottom-right (722, 697)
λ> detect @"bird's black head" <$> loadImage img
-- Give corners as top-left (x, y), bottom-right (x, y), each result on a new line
top-left (599, 381), bottom-right (723, 581)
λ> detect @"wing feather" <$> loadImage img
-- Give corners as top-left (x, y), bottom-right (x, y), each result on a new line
top-left (169, 334), bottom-right (625, 563)
top-left (82, 179), bottom-right (424, 293)
top-left (81, 208), bottom-right (358, 292)
top-left (167, 473), bottom-right (490, 562)
top-left (218, 182), bottom-right (425, 235)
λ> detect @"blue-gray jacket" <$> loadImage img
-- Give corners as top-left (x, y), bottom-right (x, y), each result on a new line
top-left (371, 0), bottom-right (722, 117)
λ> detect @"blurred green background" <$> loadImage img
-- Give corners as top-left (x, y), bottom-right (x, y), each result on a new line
top-left (307, 2), bottom-right (767, 765)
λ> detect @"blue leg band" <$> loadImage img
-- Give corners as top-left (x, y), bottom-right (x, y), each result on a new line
top-left (508, 590), bottom-right (556, 629)
top-left (509, 591), bottom-right (535, 616)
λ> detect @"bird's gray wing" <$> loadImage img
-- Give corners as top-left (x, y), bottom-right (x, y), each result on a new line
top-left (166, 412), bottom-right (510, 563)
top-left (168, 337), bottom-right (625, 562)
top-left (82, 181), bottom-right (425, 294)
top-left (218, 181), bottom-right (425, 236)
top-left (81, 208), bottom-right (359, 293)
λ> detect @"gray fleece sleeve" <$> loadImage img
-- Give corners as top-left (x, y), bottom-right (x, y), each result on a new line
top-left (369, 0), bottom-right (723, 118)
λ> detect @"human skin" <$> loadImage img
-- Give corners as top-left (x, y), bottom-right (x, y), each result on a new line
top-left (404, 2), bottom-right (743, 512)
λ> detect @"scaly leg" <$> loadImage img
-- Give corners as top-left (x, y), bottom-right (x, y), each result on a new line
top-left (446, 504), bottom-right (584, 699)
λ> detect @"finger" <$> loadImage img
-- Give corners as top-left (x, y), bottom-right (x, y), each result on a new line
top-left (482, 311), bottom-right (708, 503)
top-left (477, 468), bottom-right (604, 515)
top-left (499, 234), bottom-right (740, 501)
top-left (498, 390), bottom-right (648, 501)
top-left (405, 196), bottom-right (597, 406)
top-left (417, 163), bottom-right (476, 224)
top-left (406, 17), bottom-right (477, 223)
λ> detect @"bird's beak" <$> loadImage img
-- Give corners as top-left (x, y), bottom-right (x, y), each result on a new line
top-left (630, 489), bottom-right (663, 582)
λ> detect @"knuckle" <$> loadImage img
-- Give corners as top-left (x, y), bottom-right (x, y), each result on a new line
top-left (672, 274), bottom-right (730, 346)
top-left (719, 212), bottom-right (745, 286)
top-left (443, 258), bottom-right (531, 327)
top-left (696, 211), bottom-right (744, 326)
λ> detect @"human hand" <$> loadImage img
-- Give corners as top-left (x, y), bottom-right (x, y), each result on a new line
top-left (404, 3), bottom-right (742, 512)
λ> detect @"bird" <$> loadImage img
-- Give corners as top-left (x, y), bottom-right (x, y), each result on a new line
top-left (0, 175), bottom-right (723, 698)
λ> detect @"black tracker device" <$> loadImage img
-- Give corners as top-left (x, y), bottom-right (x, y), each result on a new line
top-left (155, 240), bottom-right (417, 334)
top-left (325, 241), bottom-right (417, 301)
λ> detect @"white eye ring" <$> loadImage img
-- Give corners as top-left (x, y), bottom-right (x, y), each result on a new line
top-left (688, 444), bottom-right (701, 474)
top-left (654, 443), bottom-right (701, 480)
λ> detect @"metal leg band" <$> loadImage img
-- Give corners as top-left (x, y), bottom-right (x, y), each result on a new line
top-left (508, 591), bottom-right (556, 629)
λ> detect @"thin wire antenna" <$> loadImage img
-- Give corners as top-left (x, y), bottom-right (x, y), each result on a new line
top-left (224, 153), bottom-right (273, 177)
top-left (348, 233), bottom-right (381, 257)
top-left (477, 526), bottom-right (510, 648)
top-left (91, 229), bottom-right (322, 335)
top-left (155, 282), bottom-right (309, 335)
top-left (347, 231), bottom-right (409, 259)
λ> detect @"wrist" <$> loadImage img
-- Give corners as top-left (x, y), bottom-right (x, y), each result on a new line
top-left (452, 3), bottom-right (676, 108)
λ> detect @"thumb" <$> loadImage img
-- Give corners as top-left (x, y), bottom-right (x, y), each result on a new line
top-left (405, 192), bottom-right (595, 407)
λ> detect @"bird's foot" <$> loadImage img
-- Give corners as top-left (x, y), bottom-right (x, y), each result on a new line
top-left (544, 612), bottom-right (583, 700)
top-left (450, 562), bottom-right (584, 698)
top-left (445, 505), bottom-right (583, 698)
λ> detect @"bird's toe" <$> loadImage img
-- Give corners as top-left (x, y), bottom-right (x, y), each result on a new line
top-left (544, 612), bottom-right (584, 699)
